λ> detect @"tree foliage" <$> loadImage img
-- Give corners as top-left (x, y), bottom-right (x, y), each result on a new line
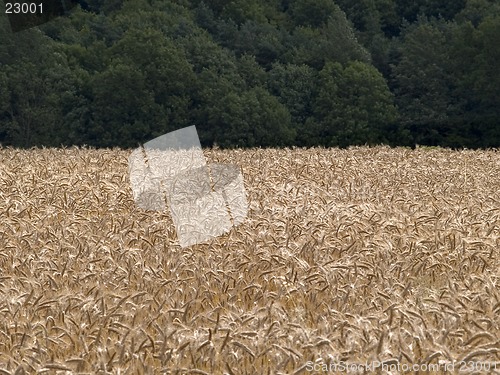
top-left (314, 61), bottom-right (398, 147)
top-left (0, 0), bottom-right (498, 148)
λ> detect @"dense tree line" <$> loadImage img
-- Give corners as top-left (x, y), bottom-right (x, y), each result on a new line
top-left (0, 0), bottom-right (499, 148)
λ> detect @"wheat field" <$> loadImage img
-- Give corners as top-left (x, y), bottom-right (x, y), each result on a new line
top-left (0, 146), bottom-right (498, 374)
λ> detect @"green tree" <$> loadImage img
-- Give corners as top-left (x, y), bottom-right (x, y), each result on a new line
top-left (336, 0), bottom-right (398, 36)
top-left (0, 17), bottom-right (82, 147)
top-left (190, 65), bottom-right (242, 145)
top-left (218, 87), bottom-right (295, 147)
top-left (473, 16), bottom-right (500, 105)
top-left (218, 20), bottom-right (286, 69)
top-left (194, 1), bottom-right (219, 33)
top-left (221, 0), bottom-right (267, 24)
top-left (109, 28), bottom-right (195, 135)
top-left (288, 0), bottom-right (338, 28)
top-left (79, 0), bottom-right (124, 14)
top-left (0, 57), bottom-right (78, 147)
top-left (0, 72), bottom-right (11, 143)
top-left (455, 0), bottom-right (500, 26)
top-left (314, 61), bottom-right (398, 147)
top-left (396, 0), bottom-right (466, 23)
top-left (267, 63), bottom-right (317, 144)
top-left (284, 8), bottom-right (371, 68)
top-left (198, 0), bottom-right (233, 15)
top-left (459, 15), bottom-right (500, 146)
top-left (241, 87), bottom-right (295, 146)
top-left (237, 54), bottom-right (267, 88)
top-left (392, 20), bottom-right (458, 145)
top-left (86, 62), bottom-right (160, 147)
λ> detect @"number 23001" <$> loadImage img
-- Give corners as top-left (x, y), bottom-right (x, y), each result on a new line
top-left (5, 3), bottom-right (43, 14)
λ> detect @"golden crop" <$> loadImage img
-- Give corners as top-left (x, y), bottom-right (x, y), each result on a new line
top-left (0, 146), bottom-right (498, 374)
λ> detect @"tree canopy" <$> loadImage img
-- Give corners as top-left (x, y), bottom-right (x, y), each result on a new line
top-left (0, 0), bottom-right (498, 148)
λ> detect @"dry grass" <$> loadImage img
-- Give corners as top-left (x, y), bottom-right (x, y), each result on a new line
top-left (0, 146), bottom-right (498, 374)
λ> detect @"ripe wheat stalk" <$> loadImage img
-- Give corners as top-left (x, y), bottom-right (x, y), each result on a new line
top-left (0, 146), bottom-right (498, 373)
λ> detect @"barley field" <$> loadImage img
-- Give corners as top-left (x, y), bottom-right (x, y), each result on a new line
top-left (0, 146), bottom-right (499, 374)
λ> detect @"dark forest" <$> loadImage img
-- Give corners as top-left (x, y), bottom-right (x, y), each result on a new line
top-left (1, 0), bottom-right (499, 148)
